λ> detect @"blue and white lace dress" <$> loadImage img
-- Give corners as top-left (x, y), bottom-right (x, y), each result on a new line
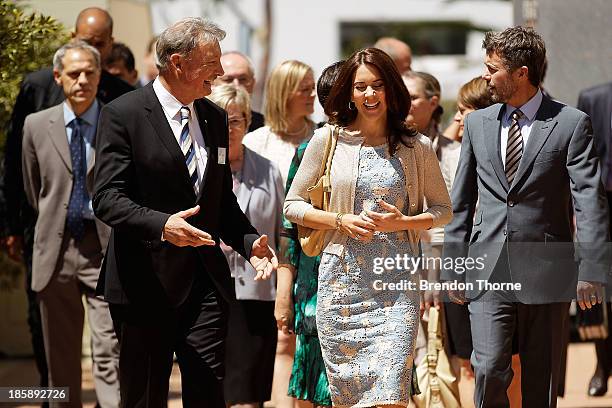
top-left (317, 144), bottom-right (420, 407)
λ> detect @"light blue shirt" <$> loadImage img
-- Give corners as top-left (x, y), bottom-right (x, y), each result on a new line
top-left (500, 89), bottom-right (543, 168)
top-left (63, 99), bottom-right (100, 220)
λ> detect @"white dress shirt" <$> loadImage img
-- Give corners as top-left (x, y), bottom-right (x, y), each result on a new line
top-left (243, 125), bottom-right (311, 186)
top-left (152, 77), bottom-right (208, 186)
top-left (500, 89), bottom-right (543, 167)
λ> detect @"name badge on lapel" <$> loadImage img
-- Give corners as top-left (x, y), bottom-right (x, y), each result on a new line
top-left (218, 147), bottom-right (226, 164)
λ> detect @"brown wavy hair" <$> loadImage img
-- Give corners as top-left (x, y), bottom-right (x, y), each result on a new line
top-left (482, 26), bottom-right (546, 88)
top-left (324, 47), bottom-right (417, 155)
top-left (458, 76), bottom-right (494, 110)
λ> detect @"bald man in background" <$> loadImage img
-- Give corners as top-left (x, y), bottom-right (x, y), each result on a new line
top-left (215, 51), bottom-right (265, 132)
top-left (373, 36), bottom-right (412, 74)
top-left (0, 7), bottom-right (132, 399)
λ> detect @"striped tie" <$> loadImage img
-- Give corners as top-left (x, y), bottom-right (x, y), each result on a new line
top-left (180, 106), bottom-right (199, 194)
top-left (505, 109), bottom-right (524, 186)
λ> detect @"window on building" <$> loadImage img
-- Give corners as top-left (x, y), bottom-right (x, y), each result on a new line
top-left (340, 21), bottom-right (478, 57)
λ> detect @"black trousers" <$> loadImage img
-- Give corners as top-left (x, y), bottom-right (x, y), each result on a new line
top-left (592, 192), bottom-right (612, 374)
top-left (110, 273), bottom-right (228, 408)
top-left (23, 226), bottom-right (50, 408)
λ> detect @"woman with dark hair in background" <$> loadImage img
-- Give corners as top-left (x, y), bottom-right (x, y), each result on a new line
top-left (284, 48), bottom-right (452, 407)
top-left (276, 60), bottom-right (344, 408)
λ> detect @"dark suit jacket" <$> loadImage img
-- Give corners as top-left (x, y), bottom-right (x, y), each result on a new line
top-left (1, 68), bottom-right (133, 241)
top-left (442, 95), bottom-right (609, 302)
top-left (93, 83), bottom-right (260, 308)
top-left (577, 82), bottom-right (612, 188)
top-left (248, 110), bottom-right (265, 133)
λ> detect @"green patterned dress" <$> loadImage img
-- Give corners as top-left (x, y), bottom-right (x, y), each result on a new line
top-left (280, 141), bottom-right (332, 406)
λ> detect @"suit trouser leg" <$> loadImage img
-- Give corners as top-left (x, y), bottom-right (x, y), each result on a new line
top-left (23, 220), bottom-right (49, 402)
top-left (468, 293), bottom-right (515, 408)
top-left (517, 302), bottom-right (569, 408)
top-left (84, 293), bottom-right (120, 407)
top-left (76, 223), bottom-right (120, 408)
top-left (109, 274), bottom-right (227, 408)
top-left (593, 191), bottom-right (612, 381)
top-left (25, 247), bottom-right (49, 389)
top-left (38, 236), bottom-right (84, 408)
top-left (175, 281), bottom-right (227, 408)
top-left (111, 315), bottom-right (175, 408)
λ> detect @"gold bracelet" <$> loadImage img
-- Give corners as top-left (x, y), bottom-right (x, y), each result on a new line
top-left (335, 212), bottom-right (345, 230)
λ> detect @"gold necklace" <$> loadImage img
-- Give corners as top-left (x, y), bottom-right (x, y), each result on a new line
top-left (283, 122), bottom-right (308, 136)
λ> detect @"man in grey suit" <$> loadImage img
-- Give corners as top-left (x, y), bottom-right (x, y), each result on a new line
top-left (578, 81), bottom-right (612, 396)
top-left (21, 41), bottom-right (119, 408)
top-left (442, 26), bottom-right (609, 407)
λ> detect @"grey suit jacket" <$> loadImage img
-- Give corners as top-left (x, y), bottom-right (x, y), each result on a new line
top-left (22, 103), bottom-right (111, 292)
top-left (442, 95), bottom-right (609, 302)
top-left (578, 81), bottom-right (612, 188)
top-left (222, 147), bottom-right (284, 300)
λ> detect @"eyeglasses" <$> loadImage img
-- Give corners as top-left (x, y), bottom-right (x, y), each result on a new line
top-left (228, 117), bottom-right (246, 129)
top-left (218, 75), bottom-right (253, 87)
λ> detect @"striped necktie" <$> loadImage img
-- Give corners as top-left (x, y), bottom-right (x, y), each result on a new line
top-left (505, 109), bottom-right (524, 186)
top-left (180, 106), bottom-right (199, 194)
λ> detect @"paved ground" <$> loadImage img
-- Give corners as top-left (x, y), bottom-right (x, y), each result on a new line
top-left (1, 342), bottom-right (612, 407)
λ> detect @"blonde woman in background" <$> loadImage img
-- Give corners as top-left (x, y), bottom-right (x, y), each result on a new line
top-left (243, 60), bottom-right (316, 185)
top-left (243, 59), bottom-right (316, 408)
top-left (208, 84), bottom-right (284, 408)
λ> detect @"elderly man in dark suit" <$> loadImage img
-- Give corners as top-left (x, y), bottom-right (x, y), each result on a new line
top-left (443, 26), bottom-right (609, 407)
top-left (0, 7), bottom-right (132, 392)
top-left (22, 41), bottom-right (119, 408)
top-left (93, 17), bottom-right (277, 407)
top-left (578, 81), bottom-right (612, 396)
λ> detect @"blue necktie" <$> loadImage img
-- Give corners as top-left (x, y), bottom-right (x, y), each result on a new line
top-left (66, 117), bottom-right (89, 241)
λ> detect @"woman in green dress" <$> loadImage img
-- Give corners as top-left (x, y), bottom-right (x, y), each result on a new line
top-left (275, 61), bottom-right (344, 408)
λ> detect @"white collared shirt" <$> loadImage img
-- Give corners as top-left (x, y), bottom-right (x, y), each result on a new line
top-left (500, 89), bottom-right (543, 167)
top-left (152, 77), bottom-right (208, 187)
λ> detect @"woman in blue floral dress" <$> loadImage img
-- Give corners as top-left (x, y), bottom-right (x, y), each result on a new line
top-left (284, 48), bottom-right (452, 407)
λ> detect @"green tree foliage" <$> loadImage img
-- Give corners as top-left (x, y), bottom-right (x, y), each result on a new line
top-left (0, 0), bottom-right (68, 152)
top-left (0, 1), bottom-right (67, 289)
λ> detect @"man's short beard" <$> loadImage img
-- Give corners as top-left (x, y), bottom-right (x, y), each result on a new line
top-left (489, 80), bottom-right (518, 103)
top-left (490, 90), bottom-right (503, 103)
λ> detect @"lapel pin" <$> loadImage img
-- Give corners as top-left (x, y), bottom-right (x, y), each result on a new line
top-left (218, 147), bottom-right (226, 164)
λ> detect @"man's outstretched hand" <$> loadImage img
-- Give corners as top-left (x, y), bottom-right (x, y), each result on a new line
top-left (577, 280), bottom-right (604, 311)
top-left (250, 235), bottom-right (278, 280)
top-left (163, 205), bottom-right (216, 247)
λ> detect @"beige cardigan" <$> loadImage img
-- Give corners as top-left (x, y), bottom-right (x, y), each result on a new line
top-left (283, 125), bottom-right (453, 257)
